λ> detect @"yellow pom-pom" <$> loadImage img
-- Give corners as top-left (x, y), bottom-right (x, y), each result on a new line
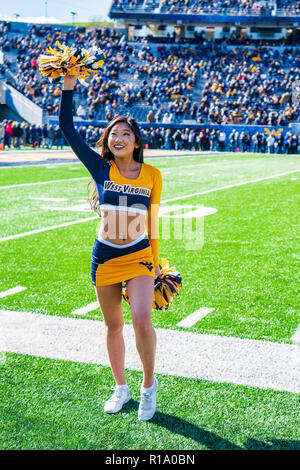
top-left (37, 41), bottom-right (106, 82)
top-left (122, 258), bottom-right (182, 311)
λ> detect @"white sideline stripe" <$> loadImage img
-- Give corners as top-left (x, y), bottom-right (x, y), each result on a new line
top-left (163, 169), bottom-right (300, 203)
top-left (0, 162), bottom-right (80, 169)
top-left (177, 308), bottom-right (214, 327)
top-left (291, 326), bottom-right (300, 344)
top-left (0, 217), bottom-right (98, 242)
top-left (0, 309), bottom-right (299, 393)
top-left (71, 302), bottom-right (99, 316)
top-left (0, 286), bottom-right (27, 298)
top-left (0, 177), bottom-right (88, 190)
top-left (1, 169), bottom-right (299, 243)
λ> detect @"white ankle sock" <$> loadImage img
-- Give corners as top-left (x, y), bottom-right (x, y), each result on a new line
top-left (116, 384), bottom-right (129, 390)
top-left (141, 379), bottom-right (155, 393)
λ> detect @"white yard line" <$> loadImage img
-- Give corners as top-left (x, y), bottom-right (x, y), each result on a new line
top-left (71, 302), bottom-right (100, 316)
top-left (163, 169), bottom-right (300, 203)
top-left (177, 308), bottom-right (214, 327)
top-left (0, 217), bottom-right (98, 242)
top-left (1, 309), bottom-right (299, 393)
top-left (1, 169), bottom-right (299, 243)
top-left (0, 177), bottom-right (88, 190)
top-left (0, 286), bottom-right (27, 298)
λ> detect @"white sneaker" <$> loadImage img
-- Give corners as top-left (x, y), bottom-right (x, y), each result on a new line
top-left (138, 377), bottom-right (157, 421)
top-left (104, 385), bottom-right (130, 414)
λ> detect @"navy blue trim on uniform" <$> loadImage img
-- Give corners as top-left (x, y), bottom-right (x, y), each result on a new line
top-left (91, 236), bottom-right (150, 285)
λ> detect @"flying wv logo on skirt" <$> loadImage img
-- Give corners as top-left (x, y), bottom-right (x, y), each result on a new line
top-left (139, 261), bottom-right (154, 272)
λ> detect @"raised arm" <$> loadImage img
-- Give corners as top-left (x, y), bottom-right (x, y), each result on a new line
top-left (59, 73), bottom-right (106, 181)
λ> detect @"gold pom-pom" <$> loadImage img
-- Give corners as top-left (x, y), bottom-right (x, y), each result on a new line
top-left (122, 258), bottom-right (182, 311)
top-left (38, 41), bottom-right (106, 83)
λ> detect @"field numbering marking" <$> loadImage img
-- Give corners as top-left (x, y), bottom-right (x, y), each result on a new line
top-left (177, 308), bottom-right (215, 327)
top-left (0, 286), bottom-right (27, 298)
top-left (1, 169), bottom-right (299, 243)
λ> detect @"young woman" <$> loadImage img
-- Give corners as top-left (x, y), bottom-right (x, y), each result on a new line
top-left (59, 72), bottom-right (162, 421)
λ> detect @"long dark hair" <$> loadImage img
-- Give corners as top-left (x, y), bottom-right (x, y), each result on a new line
top-left (87, 115), bottom-right (144, 214)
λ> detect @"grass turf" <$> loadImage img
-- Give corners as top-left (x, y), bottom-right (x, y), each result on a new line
top-left (1, 353), bottom-right (299, 450)
top-left (0, 152), bottom-right (299, 450)
top-left (0, 153), bottom-right (299, 342)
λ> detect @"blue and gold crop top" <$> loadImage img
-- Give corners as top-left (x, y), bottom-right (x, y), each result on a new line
top-left (59, 89), bottom-right (162, 267)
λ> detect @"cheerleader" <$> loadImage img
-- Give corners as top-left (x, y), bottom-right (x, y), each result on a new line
top-left (59, 72), bottom-right (162, 421)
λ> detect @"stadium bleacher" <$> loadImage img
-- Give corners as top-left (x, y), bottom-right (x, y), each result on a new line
top-left (0, 0), bottom-right (299, 153)
top-left (111, 0), bottom-right (300, 16)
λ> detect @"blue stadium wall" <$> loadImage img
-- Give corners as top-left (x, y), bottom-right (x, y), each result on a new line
top-left (47, 118), bottom-right (293, 138)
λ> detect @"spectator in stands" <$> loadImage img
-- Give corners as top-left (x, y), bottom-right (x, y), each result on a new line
top-left (209, 129), bottom-right (218, 151)
top-left (147, 110), bottom-right (155, 123)
top-left (54, 125), bottom-right (64, 149)
top-left (276, 132), bottom-right (284, 154)
top-left (240, 131), bottom-right (248, 152)
top-left (163, 129), bottom-right (172, 150)
top-left (181, 128), bottom-right (189, 149)
top-left (218, 130), bottom-right (226, 151)
top-left (4, 120), bottom-right (13, 148)
top-left (252, 132), bottom-right (258, 153)
top-left (42, 124), bottom-right (49, 149)
top-left (173, 129), bottom-right (182, 150)
top-left (267, 133), bottom-right (275, 153)
top-left (77, 104), bottom-right (87, 119)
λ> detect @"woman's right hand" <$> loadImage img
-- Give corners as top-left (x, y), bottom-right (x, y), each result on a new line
top-left (63, 68), bottom-right (79, 91)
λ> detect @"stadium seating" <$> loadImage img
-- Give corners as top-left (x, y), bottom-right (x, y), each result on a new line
top-left (111, 0), bottom-right (300, 16)
top-left (0, 2), bottom-right (299, 154)
top-left (1, 20), bottom-right (299, 128)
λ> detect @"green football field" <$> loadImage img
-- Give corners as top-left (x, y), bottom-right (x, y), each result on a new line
top-left (0, 151), bottom-right (299, 450)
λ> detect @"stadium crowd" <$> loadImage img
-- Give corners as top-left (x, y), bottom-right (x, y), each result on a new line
top-left (111, 0), bottom-right (300, 15)
top-left (0, 20), bottom-right (299, 128)
top-left (1, 119), bottom-right (299, 154)
top-left (0, 14), bottom-right (299, 158)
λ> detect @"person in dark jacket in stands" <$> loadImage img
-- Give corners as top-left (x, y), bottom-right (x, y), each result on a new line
top-left (36, 125), bottom-right (43, 148)
top-left (277, 133), bottom-right (284, 154)
top-left (29, 124), bottom-right (37, 146)
top-left (257, 132), bottom-right (263, 153)
top-left (173, 129), bottom-right (182, 150)
top-left (13, 122), bottom-right (23, 148)
top-left (47, 125), bottom-right (55, 148)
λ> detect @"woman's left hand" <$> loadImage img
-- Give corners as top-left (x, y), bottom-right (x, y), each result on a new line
top-left (155, 266), bottom-right (162, 280)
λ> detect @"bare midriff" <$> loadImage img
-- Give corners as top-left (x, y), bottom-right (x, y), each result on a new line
top-left (98, 209), bottom-right (146, 245)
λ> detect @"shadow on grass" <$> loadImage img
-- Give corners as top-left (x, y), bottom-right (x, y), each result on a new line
top-left (121, 399), bottom-right (242, 450)
top-left (122, 401), bottom-right (299, 451)
top-left (244, 439), bottom-right (300, 451)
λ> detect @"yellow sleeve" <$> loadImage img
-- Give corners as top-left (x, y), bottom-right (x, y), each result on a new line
top-left (145, 167), bottom-right (162, 268)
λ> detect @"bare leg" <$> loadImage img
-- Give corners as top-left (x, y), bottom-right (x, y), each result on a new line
top-left (125, 275), bottom-right (156, 388)
top-left (95, 283), bottom-right (126, 386)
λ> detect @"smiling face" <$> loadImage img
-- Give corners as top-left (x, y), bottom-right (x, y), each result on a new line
top-left (108, 122), bottom-right (140, 160)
